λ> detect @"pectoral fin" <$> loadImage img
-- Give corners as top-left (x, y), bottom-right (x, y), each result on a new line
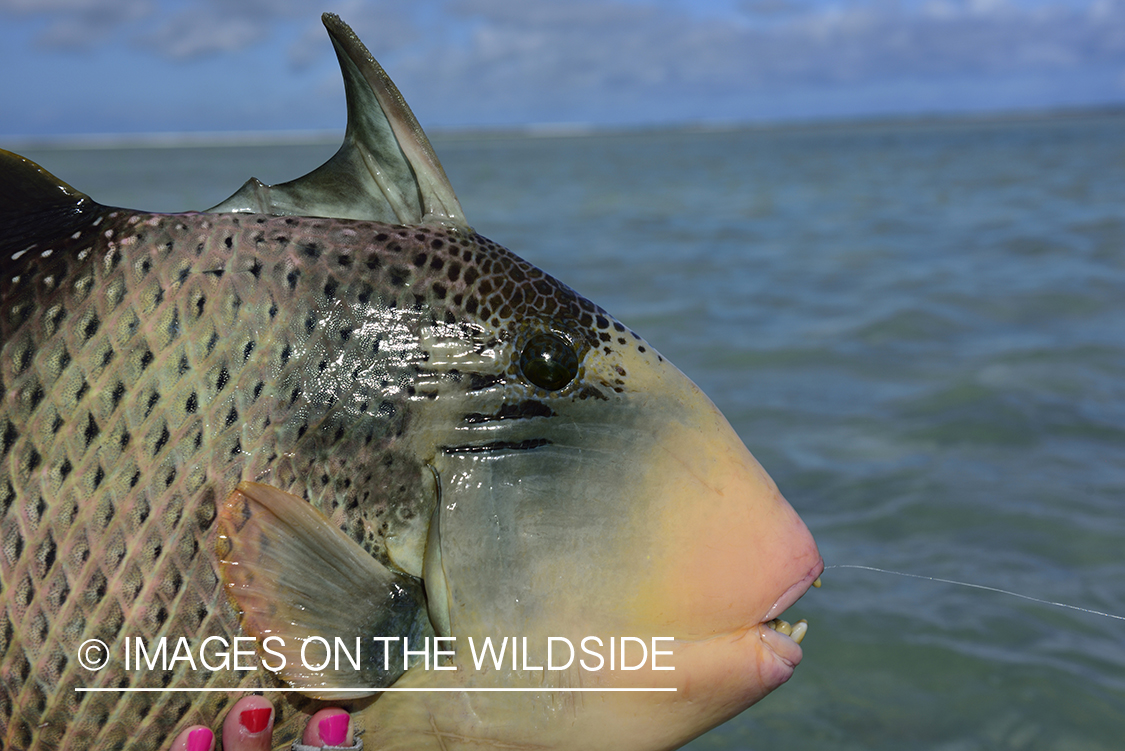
top-left (217, 482), bottom-right (432, 699)
top-left (206, 13), bottom-right (467, 229)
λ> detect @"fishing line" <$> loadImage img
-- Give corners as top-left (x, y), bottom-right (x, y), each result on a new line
top-left (824, 564), bottom-right (1125, 622)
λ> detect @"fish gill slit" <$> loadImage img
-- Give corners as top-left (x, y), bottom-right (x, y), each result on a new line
top-left (440, 438), bottom-right (551, 455)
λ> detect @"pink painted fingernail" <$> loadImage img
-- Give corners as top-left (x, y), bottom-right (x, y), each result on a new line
top-left (318, 713), bottom-right (349, 746)
top-left (187, 727), bottom-right (212, 751)
top-left (239, 707), bottom-right (272, 734)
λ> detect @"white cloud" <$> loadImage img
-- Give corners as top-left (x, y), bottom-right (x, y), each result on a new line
top-left (0, 0), bottom-right (141, 10)
top-left (142, 11), bottom-right (267, 59)
top-left (384, 0), bottom-right (1125, 124)
top-left (0, 0), bottom-right (152, 48)
top-left (1, 0), bottom-right (311, 54)
top-left (3, 0), bottom-right (1125, 130)
top-left (6, 0), bottom-right (1124, 78)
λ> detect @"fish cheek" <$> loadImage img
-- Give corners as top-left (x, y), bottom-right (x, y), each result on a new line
top-left (426, 437), bottom-right (659, 648)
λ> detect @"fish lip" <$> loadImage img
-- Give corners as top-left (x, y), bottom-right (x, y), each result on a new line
top-left (763, 557), bottom-right (825, 623)
top-left (758, 620), bottom-right (803, 675)
top-left (755, 558), bottom-right (825, 678)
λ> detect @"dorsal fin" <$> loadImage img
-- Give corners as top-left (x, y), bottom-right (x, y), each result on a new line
top-left (207, 13), bottom-right (468, 229)
top-left (0, 149), bottom-right (101, 257)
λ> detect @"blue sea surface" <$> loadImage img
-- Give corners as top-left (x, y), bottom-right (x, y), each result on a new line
top-left (17, 112), bottom-right (1125, 750)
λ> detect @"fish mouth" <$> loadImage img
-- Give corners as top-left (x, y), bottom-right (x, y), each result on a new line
top-left (758, 559), bottom-right (825, 671)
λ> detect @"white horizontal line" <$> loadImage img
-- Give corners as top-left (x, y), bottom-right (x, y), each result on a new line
top-left (75, 687), bottom-right (676, 693)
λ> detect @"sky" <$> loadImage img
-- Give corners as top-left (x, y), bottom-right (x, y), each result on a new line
top-left (2, 0), bottom-right (1125, 140)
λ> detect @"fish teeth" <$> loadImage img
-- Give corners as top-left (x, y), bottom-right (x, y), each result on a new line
top-left (790, 619), bottom-right (808, 644)
top-left (766, 617), bottom-right (809, 644)
top-left (767, 618), bottom-right (792, 636)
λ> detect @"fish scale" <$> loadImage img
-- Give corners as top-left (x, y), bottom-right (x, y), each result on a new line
top-left (0, 195), bottom-right (619, 748)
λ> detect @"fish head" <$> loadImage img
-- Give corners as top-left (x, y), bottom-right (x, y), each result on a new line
top-left (393, 259), bottom-right (823, 746)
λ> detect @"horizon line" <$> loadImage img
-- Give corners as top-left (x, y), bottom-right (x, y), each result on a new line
top-left (7, 102), bottom-right (1125, 151)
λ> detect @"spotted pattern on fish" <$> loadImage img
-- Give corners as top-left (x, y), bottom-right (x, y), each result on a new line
top-left (0, 206), bottom-right (657, 749)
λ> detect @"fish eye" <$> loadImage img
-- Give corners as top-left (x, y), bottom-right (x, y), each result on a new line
top-left (519, 333), bottom-right (579, 391)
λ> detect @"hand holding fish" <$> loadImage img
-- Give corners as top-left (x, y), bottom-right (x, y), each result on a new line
top-left (167, 697), bottom-right (354, 751)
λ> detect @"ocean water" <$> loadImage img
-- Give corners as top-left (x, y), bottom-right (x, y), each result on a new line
top-left (15, 113), bottom-right (1125, 750)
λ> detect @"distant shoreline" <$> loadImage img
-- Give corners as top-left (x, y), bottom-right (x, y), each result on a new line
top-left (6, 103), bottom-right (1125, 151)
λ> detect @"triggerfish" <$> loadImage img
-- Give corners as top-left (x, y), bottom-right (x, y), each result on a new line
top-left (0, 13), bottom-right (822, 751)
